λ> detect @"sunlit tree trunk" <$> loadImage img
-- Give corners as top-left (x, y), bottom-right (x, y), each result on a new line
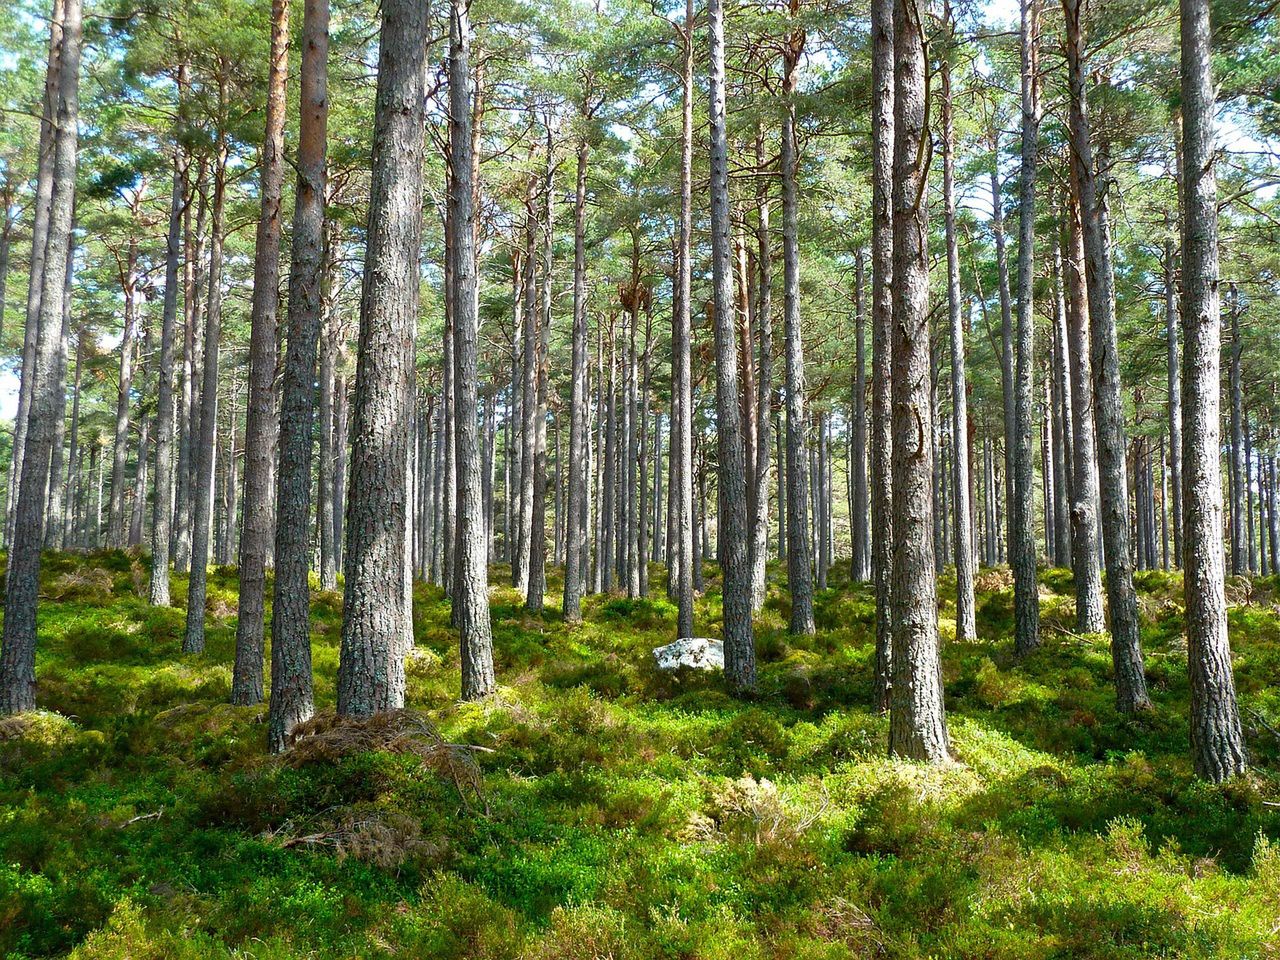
top-left (183, 78), bottom-right (229, 655)
top-left (1179, 0), bottom-right (1246, 781)
top-left (266, 0), bottom-right (327, 749)
top-left (338, 0), bottom-right (429, 714)
top-left (0, 0), bottom-right (81, 714)
top-left (869, 0), bottom-right (895, 711)
top-left (887, 0), bottom-right (949, 762)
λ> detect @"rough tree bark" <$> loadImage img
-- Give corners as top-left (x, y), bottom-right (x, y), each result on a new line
top-left (182, 78), bottom-right (229, 656)
top-left (267, 0), bottom-right (327, 751)
top-left (869, 0), bottom-right (895, 711)
top-left (708, 0), bottom-right (756, 690)
top-left (0, 0), bottom-right (81, 714)
top-left (888, 0), bottom-right (950, 762)
top-left (1011, 0), bottom-right (1041, 655)
top-left (942, 9), bottom-right (975, 642)
top-left (448, 0), bottom-right (496, 700)
top-left (1178, 0), bottom-right (1246, 781)
top-left (337, 0), bottom-right (429, 715)
top-left (234, 0), bottom-right (291, 705)
top-left (1063, 0), bottom-right (1149, 711)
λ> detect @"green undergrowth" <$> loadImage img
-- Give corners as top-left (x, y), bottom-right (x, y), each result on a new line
top-left (1, 549), bottom-right (1279, 958)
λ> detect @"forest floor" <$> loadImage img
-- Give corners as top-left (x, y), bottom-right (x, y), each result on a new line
top-left (2, 552), bottom-right (1280, 959)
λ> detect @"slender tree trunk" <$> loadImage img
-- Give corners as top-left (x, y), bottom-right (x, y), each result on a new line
top-left (234, 0), bottom-right (290, 704)
top-left (941, 18), bottom-right (975, 641)
top-left (710, 0), bottom-right (756, 690)
top-left (672, 0), bottom-right (696, 638)
top-left (527, 132), bottom-right (554, 613)
top-left (45, 236), bottom-right (73, 549)
top-left (1179, 0), bottom-right (1246, 781)
top-left (5, 0), bottom-right (64, 551)
top-left (1010, 0), bottom-right (1042, 655)
top-left (182, 91), bottom-right (229, 655)
top-left (264, 0), bottom-right (327, 749)
top-left (749, 134), bottom-right (774, 610)
top-left (1063, 0), bottom-right (1149, 710)
top-left (63, 333), bottom-right (82, 547)
top-left (869, 0), bottom-right (895, 711)
top-left (338, 0), bottom-right (429, 714)
top-left (887, 0), bottom-right (949, 762)
top-left (990, 135), bottom-right (1015, 567)
top-left (1165, 235), bottom-right (1183, 566)
top-left (0, 0), bottom-right (80, 714)
top-left (1228, 285), bottom-right (1245, 575)
top-left (514, 194), bottom-right (537, 595)
top-left (781, 29), bottom-right (814, 637)
top-left (1063, 192), bottom-right (1106, 632)
top-left (318, 225), bottom-right (340, 590)
top-left (149, 95), bottom-right (189, 605)
top-left (448, 0), bottom-right (496, 699)
top-left (565, 129), bottom-right (588, 616)
top-left (109, 230), bottom-right (141, 548)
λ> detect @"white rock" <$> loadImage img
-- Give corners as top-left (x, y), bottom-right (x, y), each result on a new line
top-left (652, 637), bottom-right (724, 672)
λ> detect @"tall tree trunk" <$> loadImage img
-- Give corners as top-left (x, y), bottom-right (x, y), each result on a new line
top-left (1063, 0), bottom-right (1149, 711)
top-left (709, 0), bottom-right (756, 690)
top-left (671, 0), bottom-right (696, 638)
top-left (850, 250), bottom-right (869, 582)
top-left (1011, 0), bottom-right (1042, 654)
top-left (266, 0), bottom-right (327, 750)
top-left (1165, 232), bottom-right (1183, 567)
top-left (45, 235), bottom-right (74, 549)
top-left (109, 228), bottom-right (141, 548)
top-left (888, 0), bottom-right (950, 762)
top-left (338, 0), bottom-right (429, 714)
top-left (942, 10), bottom-right (975, 642)
top-left (1228, 285), bottom-right (1245, 575)
top-left (182, 85), bottom-right (229, 656)
top-left (149, 90), bottom-right (189, 606)
top-left (781, 26), bottom-right (814, 637)
top-left (173, 158), bottom-right (207, 572)
top-left (869, 0), bottom-right (895, 711)
top-left (0, 0), bottom-right (80, 714)
top-left (527, 131), bottom-right (554, 613)
top-left (1050, 242), bottom-right (1073, 566)
top-left (448, 0), bottom-right (496, 700)
top-left (514, 193), bottom-right (537, 595)
top-left (749, 129), bottom-right (774, 611)
top-left (235, 0), bottom-right (291, 703)
top-left (563, 131), bottom-right (590, 620)
top-left (1063, 192), bottom-right (1106, 632)
top-left (1179, 0), bottom-right (1246, 781)
top-left (5, 0), bottom-right (64, 550)
top-left (318, 223), bottom-right (340, 590)
top-left (990, 133), bottom-right (1014, 567)
top-left (63, 332), bottom-right (82, 547)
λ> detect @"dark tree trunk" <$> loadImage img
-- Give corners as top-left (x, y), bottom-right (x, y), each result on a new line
top-left (850, 250), bottom-right (869, 582)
